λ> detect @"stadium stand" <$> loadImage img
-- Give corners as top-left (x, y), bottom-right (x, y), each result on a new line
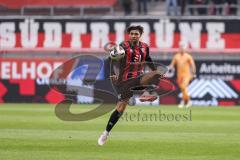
top-left (0, 0), bottom-right (239, 16)
top-left (185, 0), bottom-right (238, 16)
top-left (0, 0), bottom-right (117, 15)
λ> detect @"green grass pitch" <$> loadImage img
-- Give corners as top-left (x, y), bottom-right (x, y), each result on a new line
top-left (0, 104), bottom-right (240, 160)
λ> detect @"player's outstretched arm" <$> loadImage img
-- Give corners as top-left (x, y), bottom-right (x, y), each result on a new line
top-left (168, 56), bottom-right (176, 70)
top-left (189, 56), bottom-right (196, 77)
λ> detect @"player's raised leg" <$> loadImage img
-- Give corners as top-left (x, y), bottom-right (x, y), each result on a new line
top-left (139, 70), bottom-right (163, 102)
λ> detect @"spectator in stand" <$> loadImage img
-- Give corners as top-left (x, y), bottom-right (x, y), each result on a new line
top-left (188, 0), bottom-right (195, 15)
top-left (122, 0), bottom-right (132, 15)
top-left (226, 0), bottom-right (237, 15)
top-left (166, 0), bottom-right (178, 16)
top-left (211, 0), bottom-right (223, 15)
top-left (137, 0), bottom-right (148, 15)
top-left (212, 0), bottom-right (224, 15)
top-left (178, 0), bottom-right (186, 15)
top-left (194, 0), bottom-right (209, 15)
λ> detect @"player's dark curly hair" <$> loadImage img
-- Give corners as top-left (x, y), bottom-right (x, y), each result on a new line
top-left (126, 25), bottom-right (144, 35)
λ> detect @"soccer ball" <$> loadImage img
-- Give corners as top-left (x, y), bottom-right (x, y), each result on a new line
top-left (109, 45), bottom-right (125, 60)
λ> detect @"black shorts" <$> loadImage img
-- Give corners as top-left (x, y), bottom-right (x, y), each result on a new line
top-left (114, 76), bottom-right (142, 101)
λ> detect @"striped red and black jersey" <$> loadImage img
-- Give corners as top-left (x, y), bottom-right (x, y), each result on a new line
top-left (112, 40), bottom-right (156, 82)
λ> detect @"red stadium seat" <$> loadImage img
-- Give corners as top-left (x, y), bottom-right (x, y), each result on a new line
top-left (0, 0), bottom-right (117, 9)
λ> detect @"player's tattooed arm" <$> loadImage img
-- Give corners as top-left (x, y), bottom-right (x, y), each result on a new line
top-left (145, 47), bottom-right (157, 71)
top-left (110, 58), bottom-right (120, 82)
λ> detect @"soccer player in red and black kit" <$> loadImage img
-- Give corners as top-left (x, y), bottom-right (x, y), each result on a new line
top-left (98, 25), bottom-right (163, 145)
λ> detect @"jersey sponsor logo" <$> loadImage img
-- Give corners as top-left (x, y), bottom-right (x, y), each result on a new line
top-left (179, 79), bottom-right (238, 99)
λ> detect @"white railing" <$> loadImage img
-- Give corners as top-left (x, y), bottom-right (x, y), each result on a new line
top-left (20, 5), bottom-right (114, 16)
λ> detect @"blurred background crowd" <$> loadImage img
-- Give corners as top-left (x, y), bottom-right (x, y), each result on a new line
top-left (0, 0), bottom-right (238, 16)
top-left (120, 0), bottom-right (238, 16)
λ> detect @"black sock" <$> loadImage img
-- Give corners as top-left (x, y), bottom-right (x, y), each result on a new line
top-left (106, 109), bottom-right (123, 132)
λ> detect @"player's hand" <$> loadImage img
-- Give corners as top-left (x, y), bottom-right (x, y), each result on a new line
top-left (192, 73), bottom-right (197, 79)
top-left (110, 75), bottom-right (118, 82)
top-left (134, 54), bottom-right (140, 62)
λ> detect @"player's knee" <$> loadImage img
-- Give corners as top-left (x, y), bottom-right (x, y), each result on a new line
top-left (179, 83), bottom-right (185, 89)
top-left (150, 71), bottom-right (159, 77)
top-left (117, 106), bottom-right (125, 113)
top-left (116, 101), bottom-right (128, 113)
top-left (151, 74), bottom-right (161, 85)
top-left (179, 86), bottom-right (185, 91)
top-left (141, 71), bottom-right (160, 85)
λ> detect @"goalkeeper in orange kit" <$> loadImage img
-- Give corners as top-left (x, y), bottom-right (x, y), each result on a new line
top-left (168, 42), bottom-right (196, 108)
